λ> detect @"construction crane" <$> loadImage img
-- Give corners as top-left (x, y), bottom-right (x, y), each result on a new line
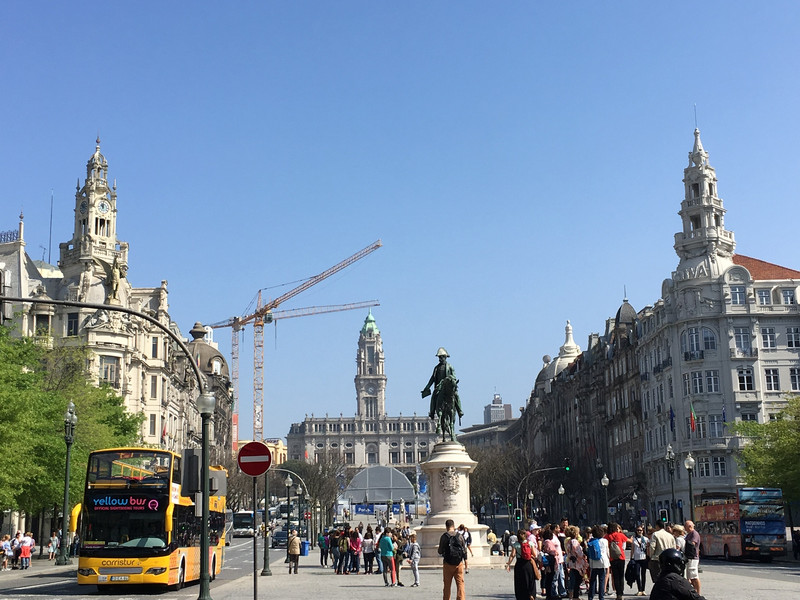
top-left (209, 239), bottom-right (382, 445)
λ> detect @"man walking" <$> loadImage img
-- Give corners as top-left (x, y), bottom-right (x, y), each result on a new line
top-left (647, 521), bottom-right (676, 581)
top-left (438, 519), bottom-right (466, 600)
top-left (683, 521), bottom-right (701, 595)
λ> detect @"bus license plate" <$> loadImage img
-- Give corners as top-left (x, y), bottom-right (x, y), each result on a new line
top-left (110, 576), bottom-right (129, 581)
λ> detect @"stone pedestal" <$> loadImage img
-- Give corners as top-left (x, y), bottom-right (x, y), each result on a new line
top-left (414, 441), bottom-right (503, 568)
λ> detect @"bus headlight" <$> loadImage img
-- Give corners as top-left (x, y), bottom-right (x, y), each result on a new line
top-left (145, 567), bottom-right (167, 575)
top-left (78, 568), bottom-right (97, 576)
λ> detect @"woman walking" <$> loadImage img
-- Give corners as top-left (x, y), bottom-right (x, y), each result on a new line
top-left (630, 525), bottom-right (649, 596)
top-left (506, 528), bottom-right (540, 600)
top-left (48, 532), bottom-right (59, 560)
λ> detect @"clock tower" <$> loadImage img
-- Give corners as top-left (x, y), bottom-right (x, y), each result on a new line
top-left (58, 138), bottom-right (129, 303)
top-left (355, 310), bottom-right (387, 418)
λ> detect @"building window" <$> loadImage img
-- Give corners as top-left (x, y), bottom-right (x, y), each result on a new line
top-left (367, 452), bottom-right (378, 464)
top-left (791, 368), bottom-right (800, 391)
top-left (764, 368), bottom-right (780, 391)
top-left (390, 451), bottom-right (400, 464)
top-left (67, 313), bottom-right (79, 336)
top-left (344, 452), bottom-right (354, 465)
top-left (761, 327), bottom-right (776, 349)
top-left (419, 451), bottom-right (428, 461)
top-left (151, 336), bottom-right (158, 358)
top-left (149, 414), bottom-right (157, 436)
top-left (709, 414), bottom-right (723, 438)
top-left (703, 328), bottom-right (717, 350)
top-left (741, 413), bottom-right (757, 422)
top-left (757, 289), bottom-right (771, 305)
top-left (787, 327), bottom-right (800, 348)
top-left (730, 286), bottom-right (746, 305)
top-left (404, 451), bottom-right (414, 464)
top-left (782, 289), bottom-right (796, 305)
top-left (682, 373), bottom-right (690, 397)
top-left (691, 371), bottom-right (704, 395)
top-left (705, 370), bottom-right (720, 393)
top-left (734, 327), bottom-right (751, 353)
top-left (697, 457), bottom-right (710, 477)
top-left (682, 328), bottom-right (701, 353)
top-left (150, 375), bottom-right (158, 398)
top-left (712, 456), bottom-right (727, 477)
top-left (99, 355), bottom-right (120, 388)
top-left (738, 367), bottom-right (755, 391)
top-left (34, 314), bottom-right (51, 336)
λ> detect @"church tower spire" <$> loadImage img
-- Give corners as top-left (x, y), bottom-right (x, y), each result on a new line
top-left (673, 129), bottom-right (735, 276)
top-left (355, 310), bottom-right (387, 419)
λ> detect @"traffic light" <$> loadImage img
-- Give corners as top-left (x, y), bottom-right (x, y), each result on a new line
top-left (514, 508), bottom-right (522, 521)
top-left (659, 509), bottom-right (669, 523)
top-left (564, 457), bottom-right (571, 472)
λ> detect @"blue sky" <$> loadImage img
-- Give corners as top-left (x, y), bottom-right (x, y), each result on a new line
top-left (3, 2), bottom-right (799, 441)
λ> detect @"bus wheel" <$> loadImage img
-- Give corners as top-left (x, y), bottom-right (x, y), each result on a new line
top-left (173, 561), bottom-right (185, 591)
top-left (211, 556), bottom-right (217, 582)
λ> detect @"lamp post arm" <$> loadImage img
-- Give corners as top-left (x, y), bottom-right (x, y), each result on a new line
top-left (1, 295), bottom-right (207, 392)
top-left (515, 466), bottom-right (565, 508)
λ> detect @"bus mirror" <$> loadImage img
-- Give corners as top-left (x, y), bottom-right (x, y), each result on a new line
top-left (70, 503), bottom-right (82, 533)
top-left (164, 504), bottom-right (174, 532)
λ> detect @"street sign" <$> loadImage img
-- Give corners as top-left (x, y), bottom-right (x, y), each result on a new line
top-left (237, 441), bottom-right (272, 477)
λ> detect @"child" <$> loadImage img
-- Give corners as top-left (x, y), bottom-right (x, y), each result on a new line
top-left (406, 533), bottom-right (421, 587)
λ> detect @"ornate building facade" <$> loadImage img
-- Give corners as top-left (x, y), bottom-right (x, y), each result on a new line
top-left (287, 311), bottom-right (439, 481)
top-left (523, 130), bottom-right (800, 526)
top-left (0, 140), bottom-right (232, 454)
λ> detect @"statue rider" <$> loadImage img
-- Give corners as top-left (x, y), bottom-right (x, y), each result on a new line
top-left (421, 347), bottom-right (464, 420)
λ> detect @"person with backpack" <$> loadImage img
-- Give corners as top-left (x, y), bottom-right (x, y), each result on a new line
top-left (438, 519), bottom-right (467, 600)
top-left (506, 527), bottom-right (540, 600)
top-left (605, 522), bottom-right (629, 600)
top-left (586, 525), bottom-right (610, 600)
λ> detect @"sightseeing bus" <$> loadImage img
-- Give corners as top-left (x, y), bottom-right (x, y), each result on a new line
top-left (74, 448), bottom-right (227, 591)
top-left (695, 487), bottom-right (786, 562)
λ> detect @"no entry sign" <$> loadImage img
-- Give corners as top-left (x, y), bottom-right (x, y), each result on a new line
top-left (237, 441), bottom-right (272, 477)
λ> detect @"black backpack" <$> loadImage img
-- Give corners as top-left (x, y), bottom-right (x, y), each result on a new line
top-left (444, 533), bottom-right (465, 565)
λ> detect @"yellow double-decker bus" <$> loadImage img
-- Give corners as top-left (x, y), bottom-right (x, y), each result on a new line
top-left (74, 448), bottom-right (227, 591)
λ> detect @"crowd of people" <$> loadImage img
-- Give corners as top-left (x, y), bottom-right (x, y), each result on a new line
top-left (504, 518), bottom-right (705, 600)
top-left (0, 531), bottom-right (36, 571)
top-left (315, 521), bottom-right (422, 587)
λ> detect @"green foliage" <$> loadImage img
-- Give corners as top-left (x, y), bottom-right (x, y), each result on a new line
top-left (730, 395), bottom-right (800, 503)
top-left (0, 326), bottom-right (141, 514)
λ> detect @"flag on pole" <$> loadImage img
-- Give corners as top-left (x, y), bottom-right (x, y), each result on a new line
top-left (669, 406), bottom-right (675, 432)
top-left (690, 401), bottom-right (697, 432)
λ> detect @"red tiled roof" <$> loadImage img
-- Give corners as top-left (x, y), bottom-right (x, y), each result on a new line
top-left (733, 254), bottom-right (800, 280)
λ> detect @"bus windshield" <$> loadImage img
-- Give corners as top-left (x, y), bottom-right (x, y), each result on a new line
top-left (87, 449), bottom-right (174, 488)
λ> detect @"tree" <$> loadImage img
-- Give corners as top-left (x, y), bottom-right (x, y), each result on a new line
top-left (0, 326), bottom-right (141, 516)
top-left (730, 395), bottom-right (800, 503)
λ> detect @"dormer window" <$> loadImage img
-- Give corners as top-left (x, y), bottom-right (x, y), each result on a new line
top-left (212, 358), bottom-right (222, 375)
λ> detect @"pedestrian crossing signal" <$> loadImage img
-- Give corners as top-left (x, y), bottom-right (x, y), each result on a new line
top-left (659, 509), bottom-right (669, 522)
top-left (514, 508), bottom-right (522, 521)
top-left (564, 457), bottom-right (571, 471)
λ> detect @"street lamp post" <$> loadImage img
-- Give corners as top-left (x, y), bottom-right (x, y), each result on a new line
top-left (684, 452), bottom-right (696, 522)
top-left (527, 491), bottom-right (534, 522)
top-left (632, 491), bottom-right (639, 528)
top-left (261, 472), bottom-right (272, 576)
top-left (296, 486), bottom-right (304, 540)
top-left (55, 402), bottom-right (77, 566)
top-left (601, 474), bottom-right (610, 523)
top-left (558, 484), bottom-right (565, 520)
top-left (197, 391), bottom-right (216, 600)
top-left (665, 444), bottom-right (676, 522)
top-left (284, 475), bottom-right (293, 563)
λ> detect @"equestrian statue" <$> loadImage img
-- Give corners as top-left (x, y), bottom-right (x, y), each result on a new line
top-left (421, 347), bottom-right (463, 442)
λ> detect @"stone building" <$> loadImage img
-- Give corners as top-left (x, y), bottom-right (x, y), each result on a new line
top-left (458, 393), bottom-right (520, 450)
top-left (286, 311), bottom-right (439, 482)
top-left (0, 140), bottom-right (232, 454)
top-left (523, 129), bottom-right (800, 525)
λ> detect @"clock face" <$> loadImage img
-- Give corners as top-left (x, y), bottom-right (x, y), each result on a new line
top-left (98, 200), bottom-right (111, 214)
top-left (79, 200), bottom-right (88, 215)
top-left (366, 384), bottom-right (377, 395)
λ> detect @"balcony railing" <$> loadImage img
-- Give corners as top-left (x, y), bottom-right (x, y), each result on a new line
top-left (683, 350), bottom-right (704, 362)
